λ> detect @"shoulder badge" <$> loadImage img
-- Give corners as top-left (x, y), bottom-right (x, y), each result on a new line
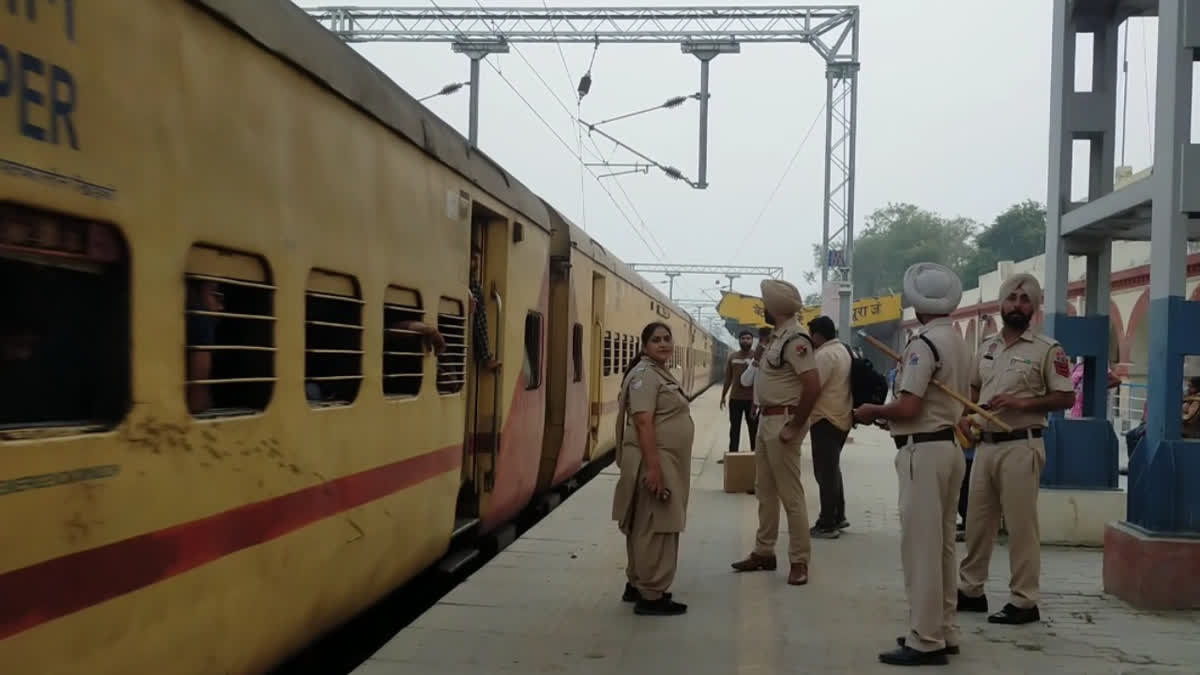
top-left (631, 377), bottom-right (644, 390)
top-left (1033, 333), bottom-right (1058, 347)
top-left (985, 340), bottom-right (998, 356)
top-left (794, 341), bottom-right (808, 356)
top-left (1052, 347), bottom-right (1070, 377)
top-left (908, 352), bottom-right (920, 366)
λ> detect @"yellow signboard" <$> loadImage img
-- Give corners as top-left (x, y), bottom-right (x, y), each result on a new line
top-left (716, 292), bottom-right (902, 329)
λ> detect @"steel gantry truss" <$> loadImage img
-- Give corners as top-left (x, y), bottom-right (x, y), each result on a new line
top-left (629, 263), bottom-right (784, 299)
top-left (305, 5), bottom-right (861, 330)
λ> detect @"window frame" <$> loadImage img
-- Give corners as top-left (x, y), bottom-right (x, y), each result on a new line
top-left (382, 285), bottom-right (425, 399)
top-left (303, 268), bottom-right (364, 409)
top-left (183, 243), bottom-right (276, 421)
top-left (0, 203), bottom-right (133, 433)
top-left (523, 310), bottom-right (544, 390)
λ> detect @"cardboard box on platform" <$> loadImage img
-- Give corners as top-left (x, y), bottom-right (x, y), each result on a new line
top-left (723, 452), bottom-right (756, 493)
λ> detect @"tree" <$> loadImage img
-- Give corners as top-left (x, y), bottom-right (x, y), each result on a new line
top-left (959, 200), bottom-right (1046, 287)
top-left (846, 203), bottom-right (978, 299)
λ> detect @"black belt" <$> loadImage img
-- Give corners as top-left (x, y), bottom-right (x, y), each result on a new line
top-left (980, 428), bottom-right (1043, 444)
top-left (893, 428), bottom-right (956, 449)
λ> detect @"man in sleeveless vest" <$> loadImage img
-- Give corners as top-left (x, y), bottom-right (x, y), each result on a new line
top-left (956, 273), bottom-right (1075, 625)
top-left (853, 262), bottom-right (970, 666)
top-left (731, 279), bottom-right (822, 586)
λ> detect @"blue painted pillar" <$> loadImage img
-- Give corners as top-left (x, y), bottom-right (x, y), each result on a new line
top-left (1040, 4), bottom-right (1120, 490)
top-left (1126, 1), bottom-right (1200, 535)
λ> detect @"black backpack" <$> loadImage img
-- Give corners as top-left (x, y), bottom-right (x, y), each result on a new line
top-left (842, 343), bottom-right (888, 412)
top-left (850, 335), bottom-right (941, 413)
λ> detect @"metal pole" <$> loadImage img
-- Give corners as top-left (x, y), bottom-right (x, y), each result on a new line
top-left (468, 55), bottom-right (482, 147)
top-left (453, 40), bottom-right (508, 149)
top-left (820, 69), bottom-right (834, 284)
top-left (698, 57), bottom-right (711, 189)
top-left (840, 69), bottom-right (859, 338)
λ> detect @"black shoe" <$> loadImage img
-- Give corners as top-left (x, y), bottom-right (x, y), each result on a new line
top-left (810, 525), bottom-right (840, 539)
top-left (957, 589), bottom-right (988, 613)
top-left (878, 645), bottom-right (948, 666)
top-left (634, 595), bottom-right (687, 616)
top-left (988, 603), bottom-right (1040, 625)
top-left (623, 583), bottom-right (670, 603)
top-left (837, 519), bottom-right (850, 530)
top-left (895, 637), bottom-right (959, 655)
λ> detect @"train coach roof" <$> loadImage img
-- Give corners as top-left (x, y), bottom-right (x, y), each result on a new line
top-left (191, 0), bottom-right (717, 344)
top-left (550, 203), bottom-right (709, 336)
top-left (190, 0), bottom-right (553, 235)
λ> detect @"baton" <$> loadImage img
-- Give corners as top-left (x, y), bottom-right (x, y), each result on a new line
top-left (856, 331), bottom-right (1014, 433)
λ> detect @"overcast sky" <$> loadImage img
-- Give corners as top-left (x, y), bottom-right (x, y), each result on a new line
top-left (291, 1), bottom-right (1164, 310)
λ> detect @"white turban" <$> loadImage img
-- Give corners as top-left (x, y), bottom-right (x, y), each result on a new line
top-left (760, 279), bottom-right (804, 318)
top-left (998, 272), bottom-right (1043, 306)
top-left (903, 262), bottom-right (962, 316)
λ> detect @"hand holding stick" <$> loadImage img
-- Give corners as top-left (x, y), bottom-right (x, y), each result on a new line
top-left (856, 331), bottom-right (1014, 433)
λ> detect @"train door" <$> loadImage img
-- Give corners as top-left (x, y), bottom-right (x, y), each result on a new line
top-left (586, 272), bottom-right (606, 460)
top-left (457, 205), bottom-right (508, 525)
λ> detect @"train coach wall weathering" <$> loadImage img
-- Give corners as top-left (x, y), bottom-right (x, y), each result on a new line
top-left (0, 2), bottom-right (726, 674)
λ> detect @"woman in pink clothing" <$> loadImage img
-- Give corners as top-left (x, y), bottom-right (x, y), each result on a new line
top-left (1068, 357), bottom-right (1122, 418)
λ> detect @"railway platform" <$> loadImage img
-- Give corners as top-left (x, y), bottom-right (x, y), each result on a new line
top-left (352, 389), bottom-right (1200, 674)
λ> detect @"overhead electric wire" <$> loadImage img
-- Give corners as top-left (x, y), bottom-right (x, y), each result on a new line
top-left (459, 0), bottom-right (670, 260)
top-left (483, 60), bottom-right (665, 262)
top-left (730, 102), bottom-right (827, 260)
top-left (424, 0), bottom-right (667, 261)
top-left (538, 0), bottom-right (590, 230)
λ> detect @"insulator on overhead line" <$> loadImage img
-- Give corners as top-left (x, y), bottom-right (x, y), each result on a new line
top-left (577, 72), bottom-right (592, 99)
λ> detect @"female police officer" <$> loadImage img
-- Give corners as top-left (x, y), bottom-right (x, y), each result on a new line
top-left (612, 321), bottom-right (694, 616)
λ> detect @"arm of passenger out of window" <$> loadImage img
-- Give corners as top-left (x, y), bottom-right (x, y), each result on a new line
top-left (395, 320), bottom-right (446, 355)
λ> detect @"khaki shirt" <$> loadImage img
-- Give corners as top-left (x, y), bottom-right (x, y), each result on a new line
top-left (812, 338), bottom-right (853, 432)
top-left (611, 357), bottom-right (695, 532)
top-left (753, 317), bottom-right (819, 408)
top-left (973, 329), bottom-right (1073, 432)
top-left (889, 317), bottom-right (970, 437)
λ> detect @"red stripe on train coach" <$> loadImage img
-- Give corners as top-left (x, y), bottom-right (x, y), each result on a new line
top-left (0, 444), bottom-right (461, 641)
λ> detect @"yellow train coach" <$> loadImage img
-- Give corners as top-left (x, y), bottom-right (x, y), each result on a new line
top-left (0, 1), bottom-right (727, 673)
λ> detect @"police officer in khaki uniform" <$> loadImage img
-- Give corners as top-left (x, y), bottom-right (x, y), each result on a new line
top-left (731, 279), bottom-right (822, 586)
top-left (612, 322), bottom-right (694, 616)
top-left (956, 273), bottom-right (1075, 625)
top-left (853, 262), bottom-right (970, 666)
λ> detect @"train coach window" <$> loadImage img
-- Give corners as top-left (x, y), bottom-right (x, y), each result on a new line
top-left (603, 330), bottom-right (612, 376)
top-left (0, 204), bottom-right (130, 432)
top-left (304, 269), bottom-right (363, 408)
top-left (523, 312), bottom-right (543, 390)
top-left (436, 298), bottom-right (466, 394)
top-left (383, 286), bottom-right (424, 398)
top-left (572, 323), bottom-right (583, 383)
top-left (185, 246), bottom-right (275, 418)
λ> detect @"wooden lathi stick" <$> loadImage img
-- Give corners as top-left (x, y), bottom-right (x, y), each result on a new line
top-left (857, 330), bottom-right (1014, 433)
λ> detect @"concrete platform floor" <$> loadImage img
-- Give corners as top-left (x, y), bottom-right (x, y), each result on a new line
top-left (354, 388), bottom-right (1200, 674)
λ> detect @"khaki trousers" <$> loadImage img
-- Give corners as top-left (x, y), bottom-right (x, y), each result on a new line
top-left (752, 414), bottom-right (811, 565)
top-left (958, 436), bottom-right (1046, 609)
top-left (623, 488), bottom-right (679, 601)
top-left (896, 438), bottom-right (965, 652)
